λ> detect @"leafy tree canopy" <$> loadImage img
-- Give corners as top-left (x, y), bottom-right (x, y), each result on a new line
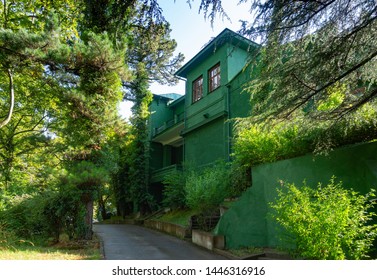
top-left (194, 0), bottom-right (377, 121)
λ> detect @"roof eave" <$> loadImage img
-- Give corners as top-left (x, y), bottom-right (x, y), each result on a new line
top-left (175, 28), bottom-right (259, 78)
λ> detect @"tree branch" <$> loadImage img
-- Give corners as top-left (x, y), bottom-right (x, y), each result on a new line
top-left (283, 49), bottom-right (377, 118)
top-left (0, 69), bottom-right (15, 129)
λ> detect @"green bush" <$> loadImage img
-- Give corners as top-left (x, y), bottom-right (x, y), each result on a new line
top-left (0, 189), bottom-right (86, 242)
top-left (0, 221), bottom-right (35, 250)
top-left (162, 169), bottom-right (188, 209)
top-left (234, 102), bottom-right (377, 167)
top-left (1, 194), bottom-right (47, 238)
top-left (185, 162), bottom-right (231, 213)
top-left (42, 189), bottom-right (86, 241)
top-left (162, 162), bottom-right (249, 212)
top-left (270, 178), bottom-right (377, 259)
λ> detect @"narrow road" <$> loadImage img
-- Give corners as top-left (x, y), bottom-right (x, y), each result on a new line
top-left (93, 224), bottom-right (227, 260)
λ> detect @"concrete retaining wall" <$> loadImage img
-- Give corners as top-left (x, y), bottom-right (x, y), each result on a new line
top-left (144, 220), bottom-right (191, 239)
top-left (192, 230), bottom-right (225, 250)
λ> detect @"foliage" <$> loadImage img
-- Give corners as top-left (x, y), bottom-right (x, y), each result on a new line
top-left (195, 0), bottom-right (377, 121)
top-left (269, 178), bottom-right (377, 260)
top-left (0, 221), bottom-right (28, 251)
top-left (110, 130), bottom-right (134, 217)
top-left (185, 162), bottom-right (232, 213)
top-left (162, 161), bottom-right (250, 210)
top-left (120, 3), bottom-right (183, 213)
top-left (67, 161), bottom-right (109, 193)
top-left (0, 189), bottom-right (85, 242)
top-left (228, 162), bottom-right (251, 197)
top-left (156, 209), bottom-right (198, 227)
top-left (233, 101), bottom-right (377, 167)
top-left (1, 194), bottom-right (49, 239)
top-left (234, 121), bottom-right (306, 167)
top-left (41, 189), bottom-right (86, 242)
top-left (317, 82), bottom-right (346, 111)
top-left (162, 169), bottom-right (188, 209)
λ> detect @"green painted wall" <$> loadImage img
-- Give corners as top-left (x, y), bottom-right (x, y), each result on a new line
top-left (227, 46), bottom-right (249, 82)
top-left (184, 117), bottom-right (228, 166)
top-left (181, 43), bottom-right (255, 168)
top-left (186, 44), bottom-right (228, 101)
top-left (149, 97), bottom-right (174, 136)
top-left (215, 142), bottom-right (377, 249)
top-left (149, 142), bottom-right (164, 171)
top-left (228, 63), bottom-right (254, 119)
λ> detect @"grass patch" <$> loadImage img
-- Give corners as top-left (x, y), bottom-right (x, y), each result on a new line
top-left (228, 247), bottom-right (264, 258)
top-left (0, 238), bottom-right (102, 260)
top-left (156, 209), bottom-right (199, 227)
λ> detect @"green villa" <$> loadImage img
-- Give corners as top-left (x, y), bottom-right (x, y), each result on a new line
top-left (148, 28), bottom-right (259, 201)
top-left (146, 28), bottom-right (377, 251)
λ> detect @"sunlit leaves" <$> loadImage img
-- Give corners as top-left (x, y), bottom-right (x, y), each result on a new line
top-left (270, 178), bottom-right (377, 259)
top-left (317, 82), bottom-right (346, 111)
top-left (233, 100), bottom-right (377, 167)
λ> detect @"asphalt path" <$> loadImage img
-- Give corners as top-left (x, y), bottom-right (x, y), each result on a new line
top-left (93, 224), bottom-right (227, 260)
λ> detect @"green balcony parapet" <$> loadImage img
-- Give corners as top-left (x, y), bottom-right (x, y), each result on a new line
top-left (153, 112), bottom-right (184, 137)
top-left (151, 164), bottom-right (183, 183)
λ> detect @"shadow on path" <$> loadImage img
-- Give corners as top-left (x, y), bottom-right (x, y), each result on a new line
top-left (93, 224), bottom-right (227, 260)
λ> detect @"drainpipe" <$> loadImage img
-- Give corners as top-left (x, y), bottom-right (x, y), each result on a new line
top-left (226, 84), bottom-right (231, 162)
top-left (175, 75), bottom-right (187, 163)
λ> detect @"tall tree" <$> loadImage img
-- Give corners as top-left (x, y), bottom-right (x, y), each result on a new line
top-left (84, 0), bottom-right (184, 214)
top-left (192, 0), bottom-right (377, 121)
top-left (1, 1), bottom-right (129, 239)
top-left (122, 3), bottom-right (184, 213)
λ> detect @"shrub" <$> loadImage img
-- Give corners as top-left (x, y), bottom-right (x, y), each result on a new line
top-left (1, 194), bottom-right (47, 238)
top-left (162, 169), bottom-right (187, 209)
top-left (185, 162), bottom-right (231, 213)
top-left (42, 189), bottom-right (86, 241)
top-left (233, 102), bottom-right (377, 167)
top-left (233, 121), bottom-right (314, 167)
top-left (0, 189), bottom-right (86, 242)
top-left (270, 177), bottom-right (377, 259)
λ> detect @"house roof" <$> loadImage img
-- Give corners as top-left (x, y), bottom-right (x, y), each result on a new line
top-left (152, 93), bottom-right (182, 102)
top-left (158, 93), bottom-right (183, 100)
top-left (175, 28), bottom-right (259, 79)
top-left (168, 95), bottom-right (185, 107)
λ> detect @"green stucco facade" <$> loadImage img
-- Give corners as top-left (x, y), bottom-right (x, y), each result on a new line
top-left (215, 141), bottom-right (377, 249)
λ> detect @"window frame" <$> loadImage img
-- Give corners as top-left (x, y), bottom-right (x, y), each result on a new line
top-left (208, 63), bottom-right (221, 92)
top-left (192, 75), bottom-right (203, 103)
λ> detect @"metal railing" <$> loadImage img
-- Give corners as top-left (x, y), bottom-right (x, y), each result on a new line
top-left (153, 112), bottom-right (184, 137)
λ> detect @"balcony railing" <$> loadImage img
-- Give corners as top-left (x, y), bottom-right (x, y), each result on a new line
top-left (151, 164), bottom-right (183, 183)
top-left (153, 112), bottom-right (184, 137)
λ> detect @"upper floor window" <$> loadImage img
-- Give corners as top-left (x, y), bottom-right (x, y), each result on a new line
top-left (192, 75), bottom-right (203, 103)
top-left (208, 63), bottom-right (221, 92)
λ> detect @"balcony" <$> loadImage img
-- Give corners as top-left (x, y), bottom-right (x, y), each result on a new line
top-left (153, 112), bottom-right (184, 137)
top-left (152, 112), bottom-right (184, 147)
top-left (151, 164), bottom-right (182, 183)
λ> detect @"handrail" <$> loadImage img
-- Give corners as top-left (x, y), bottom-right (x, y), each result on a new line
top-left (153, 113), bottom-right (184, 137)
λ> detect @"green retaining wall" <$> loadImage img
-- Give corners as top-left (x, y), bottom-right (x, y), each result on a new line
top-left (215, 141), bottom-right (377, 249)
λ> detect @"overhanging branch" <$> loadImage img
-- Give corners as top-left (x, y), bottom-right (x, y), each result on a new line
top-left (0, 69), bottom-right (15, 129)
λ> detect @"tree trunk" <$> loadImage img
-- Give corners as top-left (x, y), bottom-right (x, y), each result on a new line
top-left (0, 69), bottom-right (15, 129)
top-left (84, 199), bottom-right (93, 240)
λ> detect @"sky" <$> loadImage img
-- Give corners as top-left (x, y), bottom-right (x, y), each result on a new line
top-left (119, 1), bottom-right (253, 119)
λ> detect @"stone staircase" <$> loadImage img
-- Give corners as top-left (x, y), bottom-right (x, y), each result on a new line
top-left (189, 211), bottom-right (221, 231)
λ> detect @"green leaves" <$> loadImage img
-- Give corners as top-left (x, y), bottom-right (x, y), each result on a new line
top-left (162, 169), bottom-right (188, 209)
top-left (233, 100), bottom-right (377, 167)
top-left (184, 162), bottom-right (231, 213)
top-left (270, 177), bottom-right (377, 259)
top-left (240, 0), bottom-right (377, 121)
